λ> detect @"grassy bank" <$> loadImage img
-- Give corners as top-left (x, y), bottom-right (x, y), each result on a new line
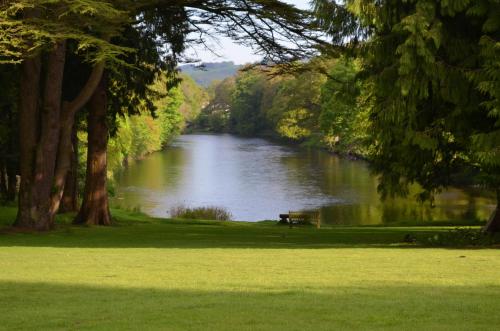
top-left (1, 206), bottom-right (499, 330)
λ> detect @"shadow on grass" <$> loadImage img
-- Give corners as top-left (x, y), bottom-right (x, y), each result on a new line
top-left (0, 280), bottom-right (499, 330)
top-left (0, 207), bottom-right (497, 249)
top-left (0, 218), bottom-right (453, 249)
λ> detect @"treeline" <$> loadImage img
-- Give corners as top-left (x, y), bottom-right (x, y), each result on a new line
top-left (195, 58), bottom-right (370, 157)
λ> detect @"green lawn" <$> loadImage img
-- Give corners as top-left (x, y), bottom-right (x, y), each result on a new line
top-left (1, 206), bottom-right (499, 330)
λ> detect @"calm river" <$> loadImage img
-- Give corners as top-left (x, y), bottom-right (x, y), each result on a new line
top-left (113, 134), bottom-right (495, 225)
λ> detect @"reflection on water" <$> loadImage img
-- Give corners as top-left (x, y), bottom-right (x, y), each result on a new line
top-left (113, 134), bottom-right (495, 225)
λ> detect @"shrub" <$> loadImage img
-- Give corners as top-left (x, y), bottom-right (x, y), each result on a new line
top-left (422, 228), bottom-right (500, 247)
top-left (170, 205), bottom-right (233, 221)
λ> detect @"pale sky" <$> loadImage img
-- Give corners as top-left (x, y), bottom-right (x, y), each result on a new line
top-left (184, 0), bottom-right (313, 65)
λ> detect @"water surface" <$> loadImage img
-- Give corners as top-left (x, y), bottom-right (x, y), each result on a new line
top-left (113, 134), bottom-right (495, 225)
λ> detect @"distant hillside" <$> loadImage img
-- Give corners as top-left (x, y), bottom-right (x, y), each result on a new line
top-left (179, 62), bottom-right (241, 87)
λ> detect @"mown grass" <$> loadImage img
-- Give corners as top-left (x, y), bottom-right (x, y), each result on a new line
top-left (1, 206), bottom-right (500, 330)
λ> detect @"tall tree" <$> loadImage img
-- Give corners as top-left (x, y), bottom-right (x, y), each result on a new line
top-left (1, 0), bottom-right (129, 229)
top-left (319, 58), bottom-right (370, 156)
top-left (315, 0), bottom-right (500, 232)
top-left (72, 0), bottom-right (324, 226)
top-left (230, 69), bottom-right (267, 135)
top-left (74, 75), bottom-right (112, 226)
top-left (1, 0), bottom-right (323, 229)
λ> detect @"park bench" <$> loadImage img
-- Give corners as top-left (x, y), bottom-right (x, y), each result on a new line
top-left (279, 211), bottom-right (321, 228)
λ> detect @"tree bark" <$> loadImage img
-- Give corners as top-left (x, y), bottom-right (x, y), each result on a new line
top-left (483, 189), bottom-right (500, 233)
top-left (48, 108), bottom-right (75, 216)
top-left (16, 40), bottom-right (66, 230)
top-left (74, 75), bottom-right (112, 226)
top-left (15, 55), bottom-right (42, 228)
top-left (29, 41), bottom-right (67, 230)
top-left (59, 124), bottom-right (78, 212)
top-left (49, 63), bottom-right (105, 220)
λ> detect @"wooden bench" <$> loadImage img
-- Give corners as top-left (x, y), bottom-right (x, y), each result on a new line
top-left (280, 211), bottom-right (321, 228)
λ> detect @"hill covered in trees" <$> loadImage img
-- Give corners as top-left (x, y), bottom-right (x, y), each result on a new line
top-left (179, 62), bottom-right (242, 87)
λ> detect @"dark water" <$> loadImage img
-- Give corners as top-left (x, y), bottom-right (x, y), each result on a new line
top-left (113, 134), bottom-right (495, 225)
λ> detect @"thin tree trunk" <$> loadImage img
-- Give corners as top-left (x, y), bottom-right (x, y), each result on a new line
top-left (74, 75), bottom-right (111, 226)
top-left (60, 124), bottom-right (78, 212)
top-left (15, 55), bottom-right (42, 228)
top-left (49, 63), bottom-right (105, 220)
top-left (6, 163), bottom-right (17, 201)
top-left (0, 159), bottom-right (7, 200)
top-left (49, 109), bottom-right (75, 215)
top-left (483, 189), bottom-right (500, 233)
top-left (6, 103), bottom-right (18, 202)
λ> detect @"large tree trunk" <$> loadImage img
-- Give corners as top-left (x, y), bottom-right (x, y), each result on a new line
top-left (74, 76), bottom-right (111, 226)
top-left (32, 41), bottom-right (67, 230)
top-left (49, 63), bottom-right (105, 220)
top-left (483, 189), bottom-right (500, 233)
top-left (59, 124), bottom-right (79, 212)
top-left (16, 41), bottom-right (66, 230)
top-left (15, 55), bottom-right (42, 228)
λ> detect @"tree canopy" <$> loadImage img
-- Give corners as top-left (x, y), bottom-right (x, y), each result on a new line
top-left (0, 0), bottom-right (323, 229)
top-left (314, 0), bottom-right (500, 231)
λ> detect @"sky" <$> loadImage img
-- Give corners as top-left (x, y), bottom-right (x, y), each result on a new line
top-left (184, 0), bottom-right (313, 65)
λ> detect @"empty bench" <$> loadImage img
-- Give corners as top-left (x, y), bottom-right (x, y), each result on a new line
top-left (279, 211), bottom-right (321, 228)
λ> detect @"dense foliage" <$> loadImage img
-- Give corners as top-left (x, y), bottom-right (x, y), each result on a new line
top-left (313, 0), bottom-right (500, 231)
top-left (0, 0), bottom-right (498, 232)
top-left (195, 59), bottom-right (371, 157)
top-left (0, 0), bottom-right (318, 228)
top-left (193, 0), bottom-right (500, 231)
top-left (107, 74), bottom-right (206, 178)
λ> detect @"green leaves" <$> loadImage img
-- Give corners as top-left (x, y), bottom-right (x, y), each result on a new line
top-left (312, 0), bottom-right (500, 200)
top-left (440, 0), bottom-right (473, 16)
top-left (0, 0), bottom-right (131, 64)
top-left (318, 58), bottom-right (370, 155)
top-left (277, 108), bottom-right (313, 139)
top-left (407, 131), bottom-right (438, 150)
top-left (472, 131), bottom-right (500, 167)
